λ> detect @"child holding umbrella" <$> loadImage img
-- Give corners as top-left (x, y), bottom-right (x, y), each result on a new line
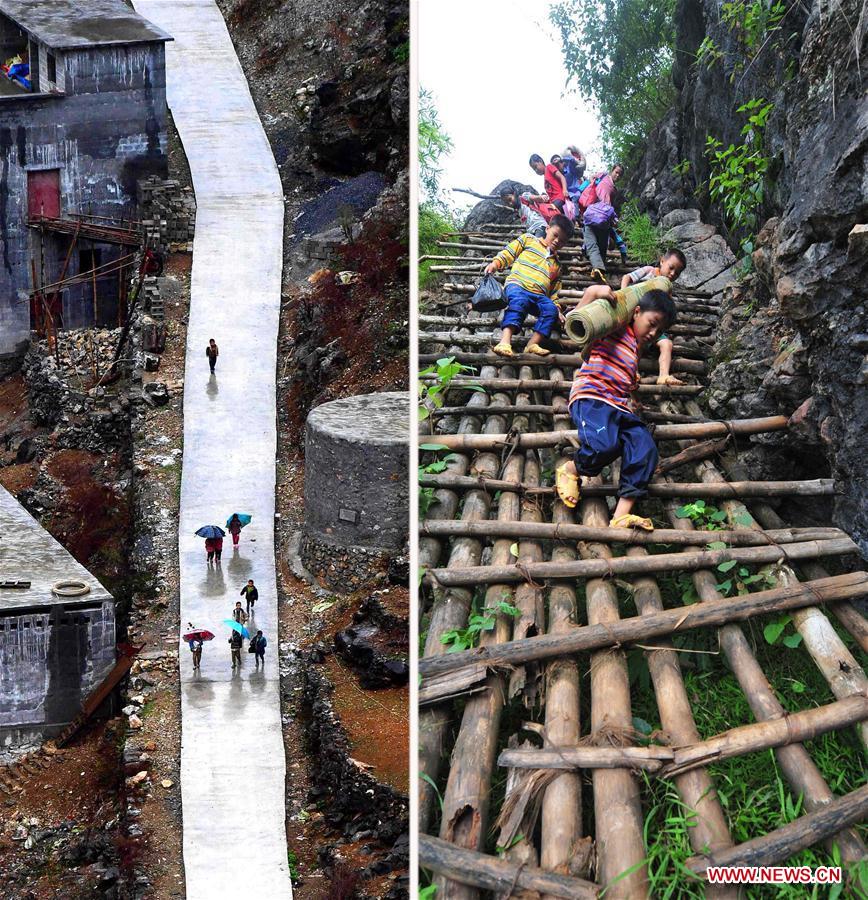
top-left (226, 512), bottom-right (251, 548)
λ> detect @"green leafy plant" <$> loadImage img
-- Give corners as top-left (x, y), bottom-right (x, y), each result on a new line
top-left (419, 886), bottom-right (437, 900)
top-left (715, 563), bottom-right (777, 598)
top-left (705, 97), bottom-right (774, 261)
top-left (419, 454), bottom-right (455, 517)
top-left (674, 499), bottom-right (728, 530)
top-left (620, 200), bottom-right (664, 262)
top-left (722, 0), bottom-right (787, 55)
top-left (440, 600), bottom-right (521, 652)
top-left (672, 158), bottom-right (692, 177)
top-left (695, 35), bottom-right (723, 68)
top-left (392, 40), bottom-right (409, 63)
top-left (419, 356), bottom-right (483, 422)
top-left (287, 850), bottom-right (300, 881)
top-left (496, 833), bottom-right (525, 857)
top-left (763, 614), bottom-right (803, 649)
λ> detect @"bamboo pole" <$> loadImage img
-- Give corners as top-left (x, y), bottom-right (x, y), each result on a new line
top-left (420, 519), bottom-right (846, 548)
top-left (429, 403), bottom-right (710, 422)
top-left (579, 477), bottom-right (648, 897)
top-left (540, 376), bottom-right (584, 886)
top-left (497, 695), bottom-right (868, 778)
top-left (419, 311), bottom-right (720, 328)
top-left (434, 392), bottom-right (531, 899)
top-left (418, 368), bottom-right (509, 835)
top-left (659, 400), bottom-right (867, 863)
top-left (625, 539), bottom-right (739, 891)
top-left (429, 537), bottom-right (856, 588)
top-left (686, 783), bottom-right (868, 875)
top-left (423, 416), bottom-right (789, 451)
top-left (675, 402), bottom-right (868, 753)
top-left (418, 351), bottom-right (708, 376)
top-left (421, 376), bottom-right (705, 395)
top-left (419, 475), bottom-right (837, 501)
top-left (418, 573), bottom-right (868, 687)
top-left (655, 438), bottom-right (730, 475)
top-left (418, 835), bottom-right (600, 899)
top-left (720, 453), bottom-right (868, 656)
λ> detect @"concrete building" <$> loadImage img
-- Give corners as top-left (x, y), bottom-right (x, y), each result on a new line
top-left (0, 0), bottom-right (171, 368)
top-left (0, 485), bottom-right (116, 748)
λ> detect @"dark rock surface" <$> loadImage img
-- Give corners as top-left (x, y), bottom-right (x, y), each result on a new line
top-left (462, 180), bottom-right (536, 233)
top-left (628, 0), bottom-right (868, 552)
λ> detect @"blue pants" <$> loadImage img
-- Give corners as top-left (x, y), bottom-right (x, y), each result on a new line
top-left (570, 398), bottom-right (658, 498)
top-left (501, 283), bottom-right (559, 338)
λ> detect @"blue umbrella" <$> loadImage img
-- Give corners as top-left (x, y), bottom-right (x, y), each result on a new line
top-left (226, 513), bottom-right (252, 528)
top-left (195, 525), bottom-right (226, 539)
top-left (223, 618), bottom-right (250, 639)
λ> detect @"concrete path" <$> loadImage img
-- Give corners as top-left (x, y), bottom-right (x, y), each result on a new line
top-left (131, 3), bottom-right (290, 896)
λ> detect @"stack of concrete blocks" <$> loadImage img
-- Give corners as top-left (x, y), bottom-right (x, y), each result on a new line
top-left (138, 176), bottom-right (196, 253)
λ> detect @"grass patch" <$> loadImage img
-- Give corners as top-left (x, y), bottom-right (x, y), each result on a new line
top-left (620, 199), bottom-right (664, 263)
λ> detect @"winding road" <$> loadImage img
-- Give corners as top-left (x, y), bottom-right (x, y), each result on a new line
top-left (131, 2), bottom-right (291, 896)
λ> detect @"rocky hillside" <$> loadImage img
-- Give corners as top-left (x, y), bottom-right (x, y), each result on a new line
top-left (627, 0), bottom-right (868, 552)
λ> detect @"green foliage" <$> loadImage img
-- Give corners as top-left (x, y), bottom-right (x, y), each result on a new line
top-left (722, 0), bottom-right (787, 55)
top-left (550, 0), bottom-right (676, 164)
top-left (674, 499), bottom-right (728, 530)
top-left (419, 356), bottom-right (483, 423)
top-left (440, 600), bottom-right (521, 652)
top-left (705, 97), bottom-right (774, 260)
top-left (619, 200), bottom-right (664, 262)
top-left (419, 886), bottom-right (437, 900)
top-left (418, 87), bottom-right (458, 290)
top-left (286, 850), bottom-right (300, 881)
top-left (695, 35), bottom-right (723, 68)
top-left (419, 203), bottom-right (457, 290)
top-left (419, 87), bottom-right (452, 206)
top-left (671, 158), bottom-right (691, 177)
top-left (763, 613), bottom-right (804, 649)
top-left (418, 454), bottom-right (454, 517)
top-left (392, 39), bottom-right (409, 63)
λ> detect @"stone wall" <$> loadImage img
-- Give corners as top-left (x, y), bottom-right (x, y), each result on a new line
top-left (0, 600), bottom-right (115, 747)
top-left (138, 175), bottom-right (196, 254)
top-left (0, 41), bottom-right (168, 356)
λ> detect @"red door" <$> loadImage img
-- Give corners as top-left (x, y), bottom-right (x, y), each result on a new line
top-left (27, 169), bottom-right (61, 220)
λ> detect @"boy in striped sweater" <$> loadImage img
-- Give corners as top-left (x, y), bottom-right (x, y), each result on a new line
top-left (555, 284), bottom-right (677, 530)
top-left (484, 214), bottom-right (574, 357)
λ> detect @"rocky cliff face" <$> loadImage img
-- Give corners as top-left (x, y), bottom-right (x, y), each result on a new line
top-left (628, 0), bottom-right (868, 552)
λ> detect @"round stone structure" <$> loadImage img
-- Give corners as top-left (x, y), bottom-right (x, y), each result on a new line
top-left (301, 392), bottom-right (409, 590)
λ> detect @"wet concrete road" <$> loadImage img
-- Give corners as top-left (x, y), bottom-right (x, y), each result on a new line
top-left (132, 2), bottom-right (290, 896)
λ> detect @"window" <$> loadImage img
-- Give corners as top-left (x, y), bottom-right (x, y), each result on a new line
top-left (47, 52), bottom-right (56, 84)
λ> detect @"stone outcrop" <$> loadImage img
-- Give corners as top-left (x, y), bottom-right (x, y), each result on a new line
top-left (627, 0), bottom-right (868, 552)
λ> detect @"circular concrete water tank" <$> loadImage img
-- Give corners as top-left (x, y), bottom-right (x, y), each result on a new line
top-left (301, 391), bottom-right (409, 590)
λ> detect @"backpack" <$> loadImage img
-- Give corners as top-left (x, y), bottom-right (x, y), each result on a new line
top-left (578, 175), bottom-right (605, 212)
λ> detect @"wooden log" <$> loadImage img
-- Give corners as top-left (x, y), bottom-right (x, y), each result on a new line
top-left (721, 453), bottom-right (868, 655)
top-left (428, 537), bottom-right (857, 588)
top-left (540, 379), bottom-right (584, 881)
top-left (686, 783), bottom-right (868, 875)
top-left (660, 399), bottom-right (867, 864)
top-left (418, 835), bottom-right (600, 899)
top-left (419, 474), bottom-right (836, 500)
top-left (626, 543), bottom-right (738, 889)
top-left (429, 402), bottom-right (710, 422)
top-left (655, 438), bottom-right (729, 475)
top-left (420, 519), bottom-right (846, 548)
top-left (418, 573), bottom-right (868, 687)
top-left (418, 351), bottom-right (708, 376)
top-left (441, 280), bottom-right (722, 306)
top-left (421, 375), bottom-right (704, 395)
top-left (497, 695), bottom-right (868, 779)
top-left (434, 446), bottom-right (527, 899)
top-left (579, 478), bottom-right (649, 896)
top-left (418, 370), bottom-right (509, 835)
top-left (419, 312), bottom-right (720, 328)
top-left (425, 416), bottom-right (789, 451)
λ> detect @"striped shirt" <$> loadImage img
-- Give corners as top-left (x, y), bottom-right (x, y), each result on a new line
top-left (569, 324), bottom-right (639, 413)
top-left (492, 233), bottom-right (562, 303)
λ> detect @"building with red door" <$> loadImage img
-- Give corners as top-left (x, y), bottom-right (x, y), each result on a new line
top-left (0, 0), bottom-right (171, 369)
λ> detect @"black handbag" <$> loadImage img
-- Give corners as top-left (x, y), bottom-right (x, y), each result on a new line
top-left (471, 274), bottom-right (507, 313)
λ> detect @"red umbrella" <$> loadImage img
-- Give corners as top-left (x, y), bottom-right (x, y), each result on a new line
top-left (183, 628), bottom-right (215, 642)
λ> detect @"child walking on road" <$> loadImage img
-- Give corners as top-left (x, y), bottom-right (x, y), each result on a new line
top-left (206, 338), bottom-right (219, 374)
top-left (241, 579), bottom-right (258, 616)
top-left (250, 630), bottom-right (267, 667)
top-left (228, 513), bottom-right (243, 547)
top-left (229, 630), bottom-right (243, 669)
top-left (555, 284), bottom-right (677, 531)
top-left (484, 215), bottom-right (574, 358)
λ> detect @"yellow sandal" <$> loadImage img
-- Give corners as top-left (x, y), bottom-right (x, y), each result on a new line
top-left (492, 342), bottom-right (514, 357)
top-left (555, 463), bottom-right (580, 508)
top-left (610, 513), bottom-right (654, 531)
top-left (525, 343), bottom-right (551, 356)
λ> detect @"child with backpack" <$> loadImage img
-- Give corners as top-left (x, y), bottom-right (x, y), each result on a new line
top-left (483, 215), bottom-right (574, 357)
top-left (621, 248), bottom-right (688, 385)
top-left (579, 163), bottom-right (624, 282)
top-left (555, 283), bottom-right (677, 531)
top-left (544, 155), bottom-right (569, 212)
